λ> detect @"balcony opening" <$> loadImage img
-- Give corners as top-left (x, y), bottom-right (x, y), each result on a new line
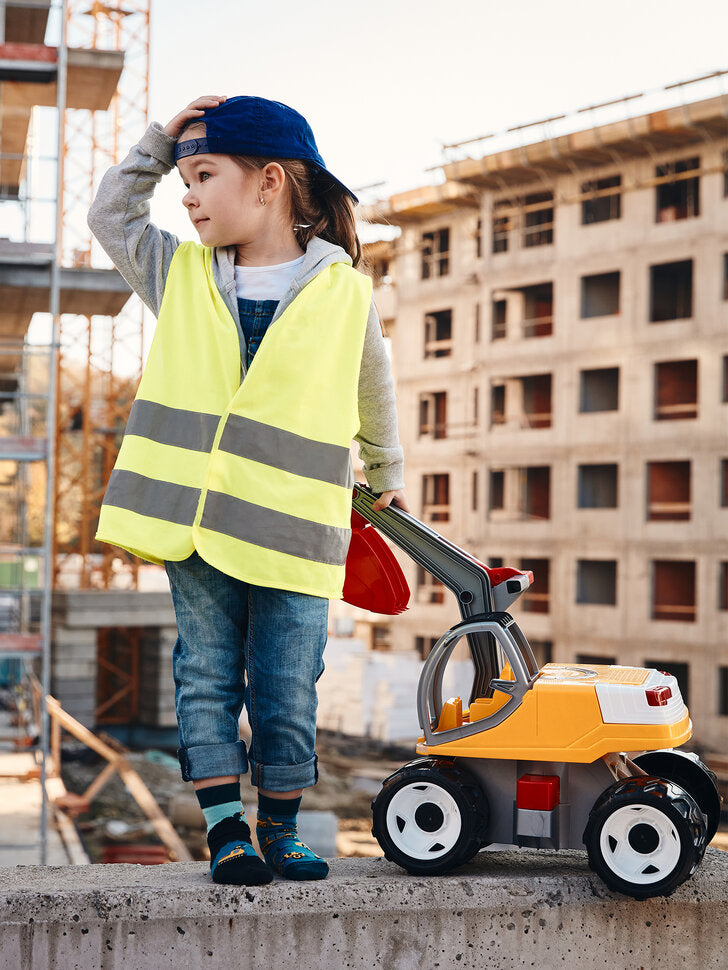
top-left (581, 271), bottom-right (620, 318)
top-left (474, 302), bottom-right (481, 343)
top-left (723, 355), bottom-right (728, 401)
top-left (491, 194), bottom-right (554, 251)
top-left (416, 564), bottom-right (445, 605)
top-left (489, 470), bottom-right (504, 510)
top-left (522, 374), bottom-right (552, 428)
top-left (492, 299), bottom-right (506, 340)
top-left (722, 459), bottom-right (728, 507)
top-left (647, 461), bottom-right (690, 521)
top-left (524, 466), bottom-right (550, 520)
top-left (576, 653), bottom-right (617, 666)
top-left (654, 359), bottom-right (698, 421)
top-left (422, 473), bottom-right (449, 522)
top-left (419, 391), bottom-right (447, 439)
top-left (471, 470), bottom-right (479, 512)
top-left (579, 367), bottom-right (619, 412)
top-left (577, 559), bottom-right (617, 605)
top-left (475, 217), bottom-right (482, 259)
top-left (520, 558), bottom-right (549, 613)
top-left (723, 254), bottom-right (728, 301)
top-left (581, 175), bottom-right (622, 224)
top-left (719, 666), bottom-right (728, 716)
top-left (644, 660), bottom-right (689, 706)
top-left (415, 636), bottom-right (439, 660)
top-left (523, 191), bottom-right (554, 247)
top-left (372, 625), bottom-right (392, 652)
top-left (421, 228), bottom-right (450, 279)
top-left (719, 562), bottom-right (728, 611)
top-left (578, 464), bottom-right (618, 508)
top-left (491, 384), bottom-right (506, 426)
top-left (650, 259), bottom-right (693, 321)
top-left (651, 560), bottom-right (695, 622)
top-left (424, 309), bottom-right (452, 358)
top-left (655, 156), bottom-right (700, 222)
top-left (522, 282), bottom-right (553, 338)
top-left (492, 200), bottom-right (511, 254)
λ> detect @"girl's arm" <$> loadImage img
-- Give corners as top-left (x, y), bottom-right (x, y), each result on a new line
top-left (356, 300), bottom-right (407, 505)
top-left (87, 98), bottom-right (226, 315)
top-left (87, 123), bottom-right (180, 316)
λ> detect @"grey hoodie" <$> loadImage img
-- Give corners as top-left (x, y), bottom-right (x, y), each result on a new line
top-left (87, 122), bottom-right (404, 494)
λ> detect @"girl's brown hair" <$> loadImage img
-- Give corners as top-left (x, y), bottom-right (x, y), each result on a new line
top-left (233, 155), bottom-right (361, 268)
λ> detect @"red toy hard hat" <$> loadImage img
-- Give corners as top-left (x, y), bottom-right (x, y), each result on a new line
top-left (342, 509), bottom-right (410, 614)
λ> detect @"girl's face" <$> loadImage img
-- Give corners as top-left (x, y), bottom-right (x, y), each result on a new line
top-left (177, 152), bottom-right (264, 248)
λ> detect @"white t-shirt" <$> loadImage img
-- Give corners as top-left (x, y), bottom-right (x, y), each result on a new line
top-left (234, 254), bottom-right (305, 301)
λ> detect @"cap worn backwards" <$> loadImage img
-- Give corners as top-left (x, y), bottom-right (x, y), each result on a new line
top-left (174, 95), bottom-right (358, 204)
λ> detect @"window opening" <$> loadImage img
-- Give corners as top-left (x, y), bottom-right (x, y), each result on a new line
top-left (651, 561), bottom-right (696, 622)
top-left (520, 558), bottom-right (549, 613)
top-left (647, 461), bottom-right (690, 521)
top-left (578, 464), bottom-right (618, 508)
top-left (581, 175), bottom-right (622, 224)
top-left (421, 228), bottom-right (450, 279)
top-left (424, 309), bottom-right (452, 358)
top-left (581, 271), bottom-right (620, 318)
top-left (650, 260), bottom-right (693, 321)
top-left (654, 359), bottom-right (698, 421)
top-left (577, 560), bottom-right (617, 605)
top-left (422, 473), bottom-right (450, 522)
top-left (419, 392), bottom-right (447, 439)
top-left (655, 156), bottom-right (700, 221)
top-left (579, 367), bottom-right (619, 412)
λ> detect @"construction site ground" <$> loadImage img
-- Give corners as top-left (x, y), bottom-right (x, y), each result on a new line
top-left (56, 730), bottom-right (410, 864)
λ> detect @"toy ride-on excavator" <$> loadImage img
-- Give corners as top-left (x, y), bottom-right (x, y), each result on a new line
top-left (346, 485), bottom-right (720, 901)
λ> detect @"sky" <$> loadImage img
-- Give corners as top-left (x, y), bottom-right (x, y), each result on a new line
top-left (146, 0), bottom-right (728, 239)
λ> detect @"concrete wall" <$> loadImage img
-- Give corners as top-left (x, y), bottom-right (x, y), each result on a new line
top-left (2, 850), bottom-right (728, 968)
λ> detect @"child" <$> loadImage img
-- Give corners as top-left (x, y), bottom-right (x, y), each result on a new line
top-left (88, 95), bottom-right (408, 886)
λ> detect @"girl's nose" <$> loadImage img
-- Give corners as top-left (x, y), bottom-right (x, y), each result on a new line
top-left (183, 188), bottom-right (197, 208)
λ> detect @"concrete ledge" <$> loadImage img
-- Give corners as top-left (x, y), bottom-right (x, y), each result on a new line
top-left (3, 850), bottom-right (728, 969)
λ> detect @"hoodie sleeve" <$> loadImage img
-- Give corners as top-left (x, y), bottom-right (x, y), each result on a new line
top-left (87, 122), bottom-right (180, 316)
top-left (355, 299), bottom-right (405, 493)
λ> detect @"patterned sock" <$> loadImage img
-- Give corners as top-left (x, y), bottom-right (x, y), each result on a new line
top-left (256, 794), bottom-right (329, 881)
top-left (206, 812), bottom-right (273, 886)
top-left (196, 781), bottom-right (245, 833)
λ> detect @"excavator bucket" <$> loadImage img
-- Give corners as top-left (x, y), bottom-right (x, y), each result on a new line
top-left (342, 509), bottom-right (410, 614)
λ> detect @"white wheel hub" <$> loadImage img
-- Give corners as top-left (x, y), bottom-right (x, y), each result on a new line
top-left (600, 803), bottom-right (681, 884)
top-left (386, 782), bottom-right (462, 860)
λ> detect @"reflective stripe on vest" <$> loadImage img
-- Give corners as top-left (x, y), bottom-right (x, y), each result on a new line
top-left (96, 241), bottom-right (371, 597)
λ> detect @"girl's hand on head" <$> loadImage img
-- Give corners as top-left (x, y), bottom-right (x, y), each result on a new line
top-left (163, 96), bottom-right (227, 139)
top-left (371, 489), bottom-right (410, 513)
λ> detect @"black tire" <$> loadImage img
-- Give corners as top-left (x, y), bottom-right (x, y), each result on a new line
top-left (371, 758), bottom-right (488, 875)
top-left (634, 751), bottom-right (721, 843)
top-left (583, 775), bottom-right (707, 900)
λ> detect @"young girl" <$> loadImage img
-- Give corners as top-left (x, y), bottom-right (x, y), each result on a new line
top-left (88, 95), bottom-right (408, 886)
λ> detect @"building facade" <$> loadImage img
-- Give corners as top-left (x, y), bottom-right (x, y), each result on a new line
top-left (358, 94), bottom-right (728, 754)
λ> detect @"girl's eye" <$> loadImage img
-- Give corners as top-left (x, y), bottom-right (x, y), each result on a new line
top-left (199, 172), bottom-right (211, 182)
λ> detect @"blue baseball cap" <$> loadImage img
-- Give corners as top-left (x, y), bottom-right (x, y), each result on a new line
top-left (174, 95), bottom-right (358, 204)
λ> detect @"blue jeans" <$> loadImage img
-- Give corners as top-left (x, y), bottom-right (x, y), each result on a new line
top-left (166, 552), bottom-right (329, 790)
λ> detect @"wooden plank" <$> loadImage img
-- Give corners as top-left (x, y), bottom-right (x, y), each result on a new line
top-left (0, 633), bottom-right (42, 653)
top-left (116, 758), bottom-right (192, 862)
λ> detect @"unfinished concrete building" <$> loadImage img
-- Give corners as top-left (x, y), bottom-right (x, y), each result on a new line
top-left (360, 89), bottom-right (728, 756)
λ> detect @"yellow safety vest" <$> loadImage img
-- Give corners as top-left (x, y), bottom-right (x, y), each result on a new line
top-left (96, 241), bottom-right (371, 598)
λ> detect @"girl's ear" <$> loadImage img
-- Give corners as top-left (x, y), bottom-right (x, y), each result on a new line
top-left (261, 162), bottom-right (286, 198)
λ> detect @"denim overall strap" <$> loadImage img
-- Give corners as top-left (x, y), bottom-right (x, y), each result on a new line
top-left (238, 298), bottom-right (278, 369)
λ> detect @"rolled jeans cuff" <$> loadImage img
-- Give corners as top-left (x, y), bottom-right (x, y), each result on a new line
top-left (249, 753), bottom-right (318, 791)
top-left (178, 740), bottom-right (248, 782)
